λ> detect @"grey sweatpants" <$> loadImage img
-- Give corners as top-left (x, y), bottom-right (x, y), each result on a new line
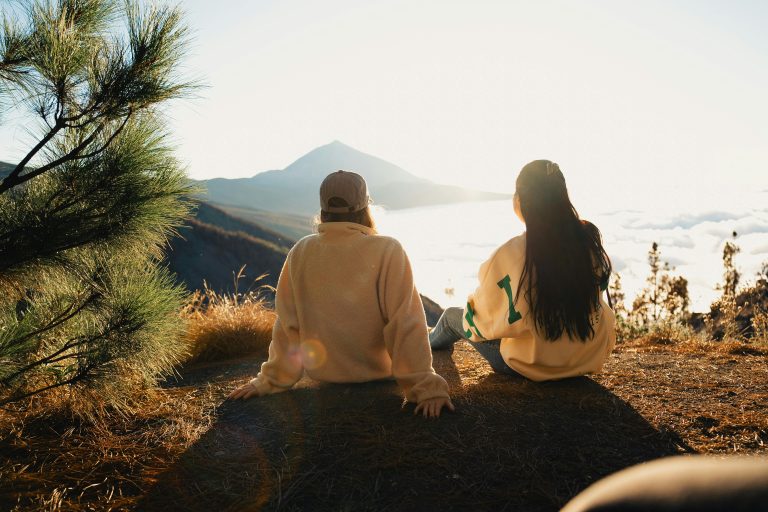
top-left (429, 307), bottom-right (519, 376)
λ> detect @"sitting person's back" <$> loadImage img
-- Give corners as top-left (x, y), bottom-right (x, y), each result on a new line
top-left (430, 160), bottom-right (615, 381)
top-left (263, 220), bottom-right (447, 393)
top-left (459, 230), bottom-right (615, 381)
top-left (230, 170), bottom-right (452, 418)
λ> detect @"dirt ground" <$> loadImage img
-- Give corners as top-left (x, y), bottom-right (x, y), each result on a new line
top-left (1, 340), bottom-right (766, 511)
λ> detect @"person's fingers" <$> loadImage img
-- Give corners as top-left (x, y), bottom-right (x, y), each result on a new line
top-left (415, 399), bottom-right (456, 418)
top-left (243, 387), bottom-right (260, 400)
top-left (228, 384), bottom-right (259, 401)
top-left (227, 387), bottom-right (244, 400)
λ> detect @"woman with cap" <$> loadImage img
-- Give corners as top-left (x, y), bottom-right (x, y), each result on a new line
top-left (429, 160), bottom-right (615, 381)
top-left (228, 170), bottom-right (454, 418)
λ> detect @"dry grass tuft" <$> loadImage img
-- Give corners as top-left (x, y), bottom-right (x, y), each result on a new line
top-left (179, 277), bottom-right (276, 364)
top-left (623, 327), bottom-right (767, 356)
top-left (632, 321), bottom-right (696, 346)
top-left (750, 307), bottom-right (768, 344)
top-left (618, 313), bottom-right (768, 356)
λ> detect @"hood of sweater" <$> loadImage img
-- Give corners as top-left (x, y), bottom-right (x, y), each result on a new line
top-left (317, 222), bottom-right (375, 237)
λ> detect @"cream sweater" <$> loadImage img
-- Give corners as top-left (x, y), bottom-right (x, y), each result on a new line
top-left (462, 233), bottom-right (616, 381)
top-left (249, 222), bottom-right (450, 403)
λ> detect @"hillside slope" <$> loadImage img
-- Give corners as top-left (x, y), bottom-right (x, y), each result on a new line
top-left (193, 202), bottom-right (294, 250)
top-left (0, 161), bottom-right (14, 178)
top-left (165, 215), bottom-right (290, 294)
top-left (214, 203), bottom-right (314, 240)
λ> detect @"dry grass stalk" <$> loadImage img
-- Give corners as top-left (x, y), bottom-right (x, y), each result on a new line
top-left (623, 326), bottom-right (767, 356)
top-left (179, 270), bottom-right (276, 364)
top-left (753, 309), bottom-right (768, 343)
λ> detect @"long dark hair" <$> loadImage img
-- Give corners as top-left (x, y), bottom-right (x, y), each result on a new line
top-left (515, 160), bottom-right (611, 341)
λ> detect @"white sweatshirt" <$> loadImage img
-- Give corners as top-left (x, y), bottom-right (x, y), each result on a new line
top-left (249, 222), bottom-right (450, 403)
top-left (462, 233), bottom-right (616, 381)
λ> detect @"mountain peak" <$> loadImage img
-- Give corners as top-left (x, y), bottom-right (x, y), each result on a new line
top-left (312, 139), bottom-right (359, 155)
top-left (310, 140), bottom-right (353, 153)
top-left (277, 141), bottom-right (420, 187)
top-left (202, 143), bottom-right (511, 215)
top-left (311, 139), bottom-right (355, 155)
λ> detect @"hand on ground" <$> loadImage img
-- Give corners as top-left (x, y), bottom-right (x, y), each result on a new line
top-left (227, 381), bottom-right (264, 400)
top-left (414, 397), bottom-right (455, 418)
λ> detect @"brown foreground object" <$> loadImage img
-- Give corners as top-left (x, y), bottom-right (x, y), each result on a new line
top-left (561, 455), bottom-right (768, 512)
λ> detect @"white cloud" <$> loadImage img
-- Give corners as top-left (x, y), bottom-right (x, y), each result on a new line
top-left (594, 199), bottom-right (768, 311)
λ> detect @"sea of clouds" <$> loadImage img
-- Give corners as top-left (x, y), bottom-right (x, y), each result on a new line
top-left (376, 190), bottom-right (768, 313)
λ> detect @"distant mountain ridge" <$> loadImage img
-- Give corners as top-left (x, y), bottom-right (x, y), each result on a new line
top-left (193, 202), bottom-right (293, 250)
top-left (198, 141), bottom-right (510, 215)
top-left (212, 204), bottom-right (314, 240)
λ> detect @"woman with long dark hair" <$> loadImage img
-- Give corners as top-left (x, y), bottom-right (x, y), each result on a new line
top-left (429, 160), bottom-right (615, 380)
top-left (229, 170), bottom-right (454, 417)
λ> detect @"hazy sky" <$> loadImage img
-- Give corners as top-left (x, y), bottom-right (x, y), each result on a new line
top-left (2, 0), bottom-right (766, 306)
top-left (172, 0), bottom-right (768, 202)
top-left (2, 0), bottom-right (767, 208)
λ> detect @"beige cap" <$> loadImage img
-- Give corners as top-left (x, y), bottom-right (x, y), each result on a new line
top-left (319, 170), bottom-right (370, 213)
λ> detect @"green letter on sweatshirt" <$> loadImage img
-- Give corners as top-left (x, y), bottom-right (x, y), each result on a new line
top-left (497, 275), bottom-right (522, 324)
top-left (464, 302), bottom-right (485, 339)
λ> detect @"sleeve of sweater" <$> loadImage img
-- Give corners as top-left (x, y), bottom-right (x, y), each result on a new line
top-left (249, 252), bottom-right (304, 395)
top-left (462, 242), bottom-right (529, 342)
top-left (379, 241), bottom-right (451, 404)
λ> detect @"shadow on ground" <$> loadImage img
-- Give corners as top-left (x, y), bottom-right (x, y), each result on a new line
top-left (141, 349), bottom-right (681, 512)
top-left (160, 356), bottom-right (264, 389)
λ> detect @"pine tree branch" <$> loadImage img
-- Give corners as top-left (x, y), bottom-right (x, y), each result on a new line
top-left (0, 369), bottom-right (93, 406)
top-left (0, 57), bottom-right (29, 78)
top-left (1, 315), bottom-right (131, 387)
top-left (4, 292), bottom-right (100, 350)
top-left (1, 338), bottom-right (96, 386)
top-left (76, 110), bottom-right (132, 159)
top-left (0, 122), bottom-right (64, 193)
top-left (0, 112), bottom-right (132, 194)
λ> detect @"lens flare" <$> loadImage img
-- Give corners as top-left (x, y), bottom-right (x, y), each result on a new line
top-left (300, 339), bottom-right (327, 370)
